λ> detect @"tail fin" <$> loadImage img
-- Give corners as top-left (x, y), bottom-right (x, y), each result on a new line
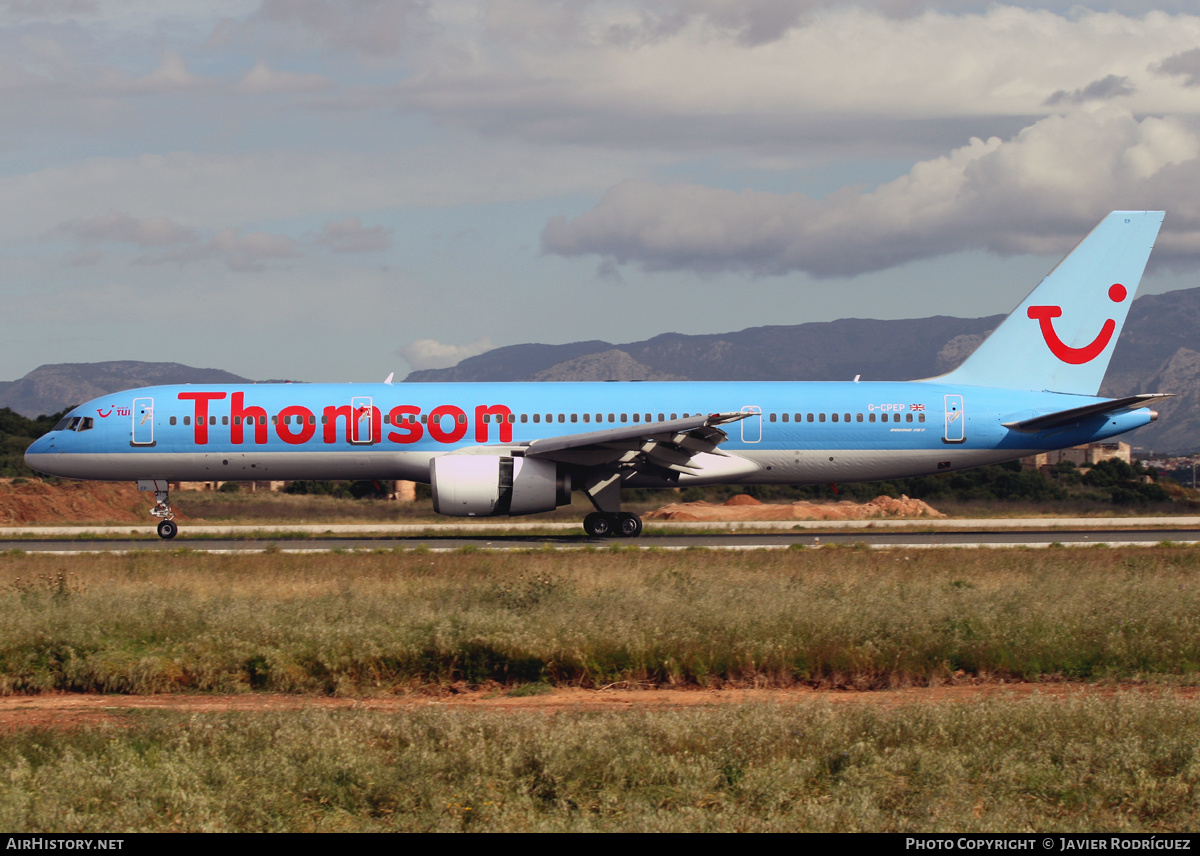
top-left (936, 210), bottom-right (1164, 394)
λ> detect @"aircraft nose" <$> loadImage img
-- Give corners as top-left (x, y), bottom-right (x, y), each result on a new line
top-left (24, 433), bottom-right (58, 473)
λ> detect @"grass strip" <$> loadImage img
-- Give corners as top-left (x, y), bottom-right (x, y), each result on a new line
top-left (1, 696), bottom-right (1198, 832)
top-left (1, 547), bottom-right (1200, 692)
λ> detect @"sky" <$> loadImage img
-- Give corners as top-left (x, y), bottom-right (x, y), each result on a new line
top-left (2, 0), bottom-right (1200, 382)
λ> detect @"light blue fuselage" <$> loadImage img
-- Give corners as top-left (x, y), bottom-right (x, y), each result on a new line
top-left (24, 380), bottom-right (1154, 486)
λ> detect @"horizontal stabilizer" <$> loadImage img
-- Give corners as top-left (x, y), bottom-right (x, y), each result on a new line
top-left (1001, 394), bottom-right (1173, 434)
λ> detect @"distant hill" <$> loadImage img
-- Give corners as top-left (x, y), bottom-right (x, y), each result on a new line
top-left (406, 316), bottom-right (1006, 384)
top-left (406, 287), bottom-right (1200, 455)
top-left (0, 361), bottom-right (250, 418)
top-left (1101, 287), bottom-right (1200, 455)
top-left (6, 288), bottom-right (1198, 453)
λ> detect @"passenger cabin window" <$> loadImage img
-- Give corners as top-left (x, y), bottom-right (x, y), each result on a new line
top-left (170, 416), bottom-right (177, 426)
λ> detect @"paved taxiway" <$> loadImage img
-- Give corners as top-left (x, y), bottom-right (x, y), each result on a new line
top-left (1, 517), bottom-right (1197, 552)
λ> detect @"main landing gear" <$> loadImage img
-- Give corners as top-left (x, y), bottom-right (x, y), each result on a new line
top-left (580, 470), bottom-right (643, 538)
top-left (583, 511), bottom-right (643, 538)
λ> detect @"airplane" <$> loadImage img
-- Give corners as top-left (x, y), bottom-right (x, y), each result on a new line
top-left (25, 210), bottom-right (1170, 540)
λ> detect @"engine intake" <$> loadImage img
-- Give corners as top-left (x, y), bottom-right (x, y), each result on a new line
top-left (430, 455), bottom-right (571, 517)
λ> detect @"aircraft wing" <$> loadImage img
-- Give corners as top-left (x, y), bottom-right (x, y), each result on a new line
top-left (1001, 394), bottom-right (1174, 434)
top-left (518, 412), bottom-right (749, 474)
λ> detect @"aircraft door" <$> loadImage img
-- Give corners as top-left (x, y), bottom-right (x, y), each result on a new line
top-left (132, 397), bottom-right (155, 446)
top-left (350, 396), bottom-right (377, 444)
top-left (740, 406), bottom-right (762, 443)
top-left (943, 394), bottom-right (965, 444)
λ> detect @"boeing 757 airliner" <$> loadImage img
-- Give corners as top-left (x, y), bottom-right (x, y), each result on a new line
top-left (26, 211), bottom-right (1170, 539)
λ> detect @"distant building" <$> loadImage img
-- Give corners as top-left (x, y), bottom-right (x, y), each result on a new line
top-left (173, 480), bottom-right (285, 492)
top-left (1021, 442), bottom-right (1130, 470)
top-left (174, 479), bottom-right (417, 500)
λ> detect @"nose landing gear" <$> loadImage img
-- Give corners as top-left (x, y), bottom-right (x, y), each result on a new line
top-left (138, 480), bottom-right (178, 540)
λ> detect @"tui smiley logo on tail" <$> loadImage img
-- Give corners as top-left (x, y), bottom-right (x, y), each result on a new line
top-left (1027, 283), bottom-right (1126, 365)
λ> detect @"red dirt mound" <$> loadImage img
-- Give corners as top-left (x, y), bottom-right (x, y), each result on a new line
top-left (0, 479), bottom-right (152, 525)
top-left (644, 494), bottom-right (944, 522)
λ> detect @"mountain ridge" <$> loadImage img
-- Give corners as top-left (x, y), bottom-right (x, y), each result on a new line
top-left (4, 287), bottom-right (1197, 453)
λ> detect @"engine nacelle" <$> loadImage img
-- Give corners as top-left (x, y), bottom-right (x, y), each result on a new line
top-left (430, 455), bottom-right (571, 517)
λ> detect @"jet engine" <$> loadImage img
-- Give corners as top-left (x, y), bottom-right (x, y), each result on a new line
top-left (430, 455), bottom-right (571, 517)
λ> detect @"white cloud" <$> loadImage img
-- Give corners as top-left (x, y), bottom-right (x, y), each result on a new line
top-left (234, 61), bottom-right (330, 94)
top-left (543, 108), bottom-right (1200, 277)
top-left (0, 145), bottom-right (640, 242)
top-left (396, 5), bottom-right (1200, 154)
top-left (398, 336), bottom-right (494, 371)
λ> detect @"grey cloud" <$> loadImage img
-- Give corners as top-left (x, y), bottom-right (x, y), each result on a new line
top-left (312, 217), bottom-right (393, 253)
top-left (1154, 48), bottom-right (1200, 87)
top-left (59, 212), bottom-right (195, 247)
top-left (136, 228), bottom-right (300, 272)
top-left (65, 248), bottom-right (102, 267)
top-left (1045, 75), bottom-right (1134, 106)
top-left (0, 0), bottom-right (97, 17)
top-left (249, 0), bottom-right (433, 57)
top-left (543, 110), bottom-right (1200, 279)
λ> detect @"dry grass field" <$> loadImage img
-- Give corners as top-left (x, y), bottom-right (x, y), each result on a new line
top-left (0, 544), bottom-right (1199, 830)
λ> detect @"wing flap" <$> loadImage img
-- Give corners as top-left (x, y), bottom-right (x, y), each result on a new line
top-left (519, 412), bottom-right (748, 475)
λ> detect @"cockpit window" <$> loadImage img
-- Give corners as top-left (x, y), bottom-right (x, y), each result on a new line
top-left (53, 417), bottom-right (73, 431)
top-left (77, 417), bottom-right (94, 432)
top-left (65, 417), bottom-right (82, 431)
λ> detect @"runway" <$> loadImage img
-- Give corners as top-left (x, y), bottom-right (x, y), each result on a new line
top-left (1, 518), bottom-right (1198, 552)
